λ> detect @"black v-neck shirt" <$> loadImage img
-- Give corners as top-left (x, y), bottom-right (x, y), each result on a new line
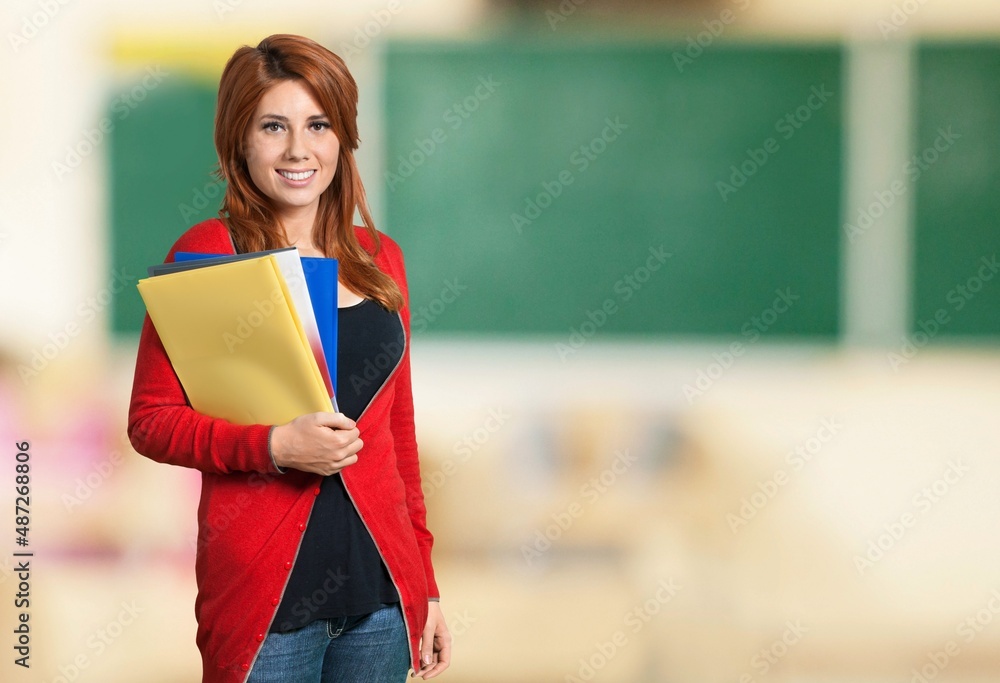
top-left (270, 298), bottom-right (403, 633)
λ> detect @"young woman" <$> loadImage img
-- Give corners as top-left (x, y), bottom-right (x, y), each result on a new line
top-left (127, 34), bottom-right (451, 683)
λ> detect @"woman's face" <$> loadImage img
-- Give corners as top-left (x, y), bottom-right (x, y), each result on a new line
top-left (244, 79), bottom-right (340, 225)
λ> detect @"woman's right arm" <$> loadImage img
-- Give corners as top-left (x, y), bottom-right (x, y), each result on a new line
top-left (128, 313), bottom-right (363, 476)
top-left (127, 312), bottom-right (279, 474)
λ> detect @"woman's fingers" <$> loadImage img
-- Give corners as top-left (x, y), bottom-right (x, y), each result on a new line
top-left (312, 411), bottom-right (356, 431)
top-left (414, 603), bottom-right (451, 679)
top-left (272, 412), bottom-right (363, 475)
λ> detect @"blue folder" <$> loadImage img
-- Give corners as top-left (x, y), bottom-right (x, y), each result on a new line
top-left (174, 251), bottom-right (339, 396)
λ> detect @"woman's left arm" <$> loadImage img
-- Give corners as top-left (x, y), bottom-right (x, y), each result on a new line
top-left (390, 339), bottom-right (440, 595)
top-left (387, 242), bottom-right (439, 599)
top-left (415, 601), bottom-right (453, 679)
top-left (385, 239), bottom-right (451, 677)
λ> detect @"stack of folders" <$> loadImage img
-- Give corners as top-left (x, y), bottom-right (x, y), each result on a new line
top-left (173, 250), bottom-right (340, 395)
top-left (136, 248), bottom-right (340, 426)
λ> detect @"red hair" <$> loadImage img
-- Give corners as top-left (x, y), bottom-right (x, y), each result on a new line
top-left (213, 33), bottom-right (402, 311)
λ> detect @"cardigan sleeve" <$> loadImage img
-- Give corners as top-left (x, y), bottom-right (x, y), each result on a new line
top-left (127, 220), bottom-right (281, 475)
top-left (127, 310), bottom-right (281, 475)
top-left (384, 240), bottom-right (440, 599)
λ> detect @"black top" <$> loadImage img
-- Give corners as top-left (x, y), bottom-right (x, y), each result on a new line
top-left (270, 298), bottom-right (404, 633)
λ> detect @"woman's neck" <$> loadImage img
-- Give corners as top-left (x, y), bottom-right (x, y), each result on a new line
top-left (279, 206), bottom-right (320, 253)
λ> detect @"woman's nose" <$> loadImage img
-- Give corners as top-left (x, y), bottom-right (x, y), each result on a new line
top-left (285, 129), bottom-right (309, 160)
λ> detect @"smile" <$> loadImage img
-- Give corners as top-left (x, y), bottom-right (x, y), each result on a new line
top-left (278, 169), bottom-right (315, 181)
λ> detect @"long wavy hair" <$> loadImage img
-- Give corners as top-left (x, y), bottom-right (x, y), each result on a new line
top-left (213, 33), bottom-right (403, 311)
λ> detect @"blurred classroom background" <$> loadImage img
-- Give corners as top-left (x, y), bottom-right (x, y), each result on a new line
top-left (2, 0), bottom-right (1000, 681)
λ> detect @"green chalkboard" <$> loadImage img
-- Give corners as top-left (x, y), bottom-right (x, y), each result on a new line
top-left (383, 40), bottom-right (843, 337)
top-left (110, 77), bottom-right (222, 334)
top-left (912, 43), bottom-right (1000, 339)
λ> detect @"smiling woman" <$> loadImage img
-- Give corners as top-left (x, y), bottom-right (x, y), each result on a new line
top-left (127, 33), bottom-right (450, 683)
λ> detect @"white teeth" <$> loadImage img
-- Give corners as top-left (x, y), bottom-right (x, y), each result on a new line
top-left (279, 170), bottom-right (315, 181)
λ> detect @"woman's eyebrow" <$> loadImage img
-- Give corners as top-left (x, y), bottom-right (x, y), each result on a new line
top-left (258, 113), bottom-right (329, 121)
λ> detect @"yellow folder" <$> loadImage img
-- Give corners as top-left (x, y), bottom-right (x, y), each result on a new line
top-left (136, 255), bottom-right (335, 425)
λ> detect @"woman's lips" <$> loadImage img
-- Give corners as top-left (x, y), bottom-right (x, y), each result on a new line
top-left (276, 169), bottom-right (316, 186)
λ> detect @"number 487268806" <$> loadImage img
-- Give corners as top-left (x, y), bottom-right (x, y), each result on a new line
top-left (15, 441), bottom-right (30, 547)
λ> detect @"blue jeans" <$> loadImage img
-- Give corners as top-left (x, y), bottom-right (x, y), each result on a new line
top-left (246, 603), bottom-right (410, 683)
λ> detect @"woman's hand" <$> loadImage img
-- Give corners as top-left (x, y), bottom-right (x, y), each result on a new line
top-left (270, 412), bottom-right (362, 475)
top-left (413, 601), bottom-right (451, 679)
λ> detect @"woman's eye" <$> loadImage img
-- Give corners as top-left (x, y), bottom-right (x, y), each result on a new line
top-left (263, 122), bottom-right (283, 132)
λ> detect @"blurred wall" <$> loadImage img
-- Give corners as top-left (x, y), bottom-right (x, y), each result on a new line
top-left (2, 2), bottom-right (1000, 683)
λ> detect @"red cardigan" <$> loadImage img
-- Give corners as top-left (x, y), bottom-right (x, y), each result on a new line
top-left (127, 218), bottom-right (438, 682)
